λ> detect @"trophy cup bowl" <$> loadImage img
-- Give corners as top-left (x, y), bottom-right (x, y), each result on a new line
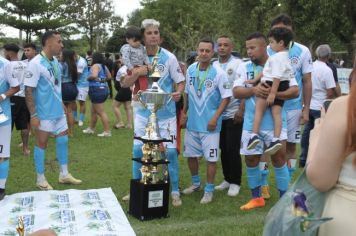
top-left (137, 89), bottom-right (171, 141)
top-left (0, 105), bottom-right (9, 124)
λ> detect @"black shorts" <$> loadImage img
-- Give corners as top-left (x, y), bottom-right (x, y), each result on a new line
top-left (115, 87), bottom-right (132, 102)
top-left (89, 86), bottom-right (109, 104)
top-left (10, 96), bottom-right (30, 130)
top-left (62, 82), bottom-right (78, 103)
top-left (264, 80), bottom-right (289, 106)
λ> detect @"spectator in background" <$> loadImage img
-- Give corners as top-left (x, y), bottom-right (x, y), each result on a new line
top-left (299, 44), bottom-right (337, 166)
top-left (104, 53), bottom-right (114, 99)
top-left (60, 49), bottom-right (78, 137)
top-left (325, 46), bottom-right (341, 97)
top-left (83, 52), bottom-right (112, 137)
top-left (306, 62), bottom-right (356, 236)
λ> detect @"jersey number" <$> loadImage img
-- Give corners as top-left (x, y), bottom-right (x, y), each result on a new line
top-left (209, 148), bottom-right (217, 158)
top-left (295, 130), bottom-right (301, 140)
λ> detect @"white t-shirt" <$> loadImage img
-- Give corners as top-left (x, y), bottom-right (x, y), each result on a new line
top-left (261, 51), bottom-right (294, 82)
top-left (310, 60), bottom-right (336, 110)
top-left (5, 60), bottom-right (27, 97)
top-left (212, 56), bottom-right (242, 120)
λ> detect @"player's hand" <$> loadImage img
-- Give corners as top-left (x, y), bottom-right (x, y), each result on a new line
top-left (30, 116), bottom-right (40, 129)
top-left (266, 94), bottom-right (275, 106)
top-left (180, 112), bottom-right (187, 129)
top-left (133, 66), bottom-right (149, 77)
top-left (233, 109), bottom-right (244, 124)
top-left (207, 117), bottom-right (217, 131)
top-left (171, 91), bottom-right (182, 102)
top-left (253, 82), bottom-right (270, 98)
top-left (300, 107), bottom-right (310, 125)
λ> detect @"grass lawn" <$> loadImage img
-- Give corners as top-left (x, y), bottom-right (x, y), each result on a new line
top-left (6, 98), bottom-right (301, 236)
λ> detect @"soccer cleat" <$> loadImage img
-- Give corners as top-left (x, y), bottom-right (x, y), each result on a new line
top-left (59, 173), bottom-right (82, 185)
top-left (261, 185), bottom-right (271, 199)
top-left (171, 193), bottom-right (182, 207)
top-left (78, 120), bottom-right (84, 127)
top-left (200, 192), bottom-right (213, 204)
top-left (36, 180), bottom-right (53, 190)
top-left (247, 135), bottom-right (260, 150)
top-left (227, 184), bottom-right (241, 197)
top-left (264, 140), bottom-right (282, 155)
top-left (114, 123), bottom-right (125, 129)
top-left (83, 127), bottom-right (94, 134)
top-left (240, 197), bottom-right (265, 210)
top-left (182, 184), bottom-right (201, 195)
top-left (122, 194), bottom-right (130, 201)
top-left (97, 131), bottom-right (112, 137)
top-left (215, 180), bottom-right (230, 191)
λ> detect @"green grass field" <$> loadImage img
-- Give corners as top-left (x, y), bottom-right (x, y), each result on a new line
top-left (6, 99), bottom-right (301, 236)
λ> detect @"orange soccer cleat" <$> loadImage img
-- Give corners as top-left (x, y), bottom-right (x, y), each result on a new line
top-left (240, 197), bottom-right (265, 211)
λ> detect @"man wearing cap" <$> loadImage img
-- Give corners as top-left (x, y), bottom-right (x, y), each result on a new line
top-left (299, 44), bottom-right (336, 164)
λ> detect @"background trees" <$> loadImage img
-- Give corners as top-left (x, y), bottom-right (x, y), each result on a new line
top-left (1, 0), bottom-right (355, 64)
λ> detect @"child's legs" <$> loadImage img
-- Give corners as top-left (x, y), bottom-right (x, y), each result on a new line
top-left (252, 97), bottom-right (268, 134)
top-left (271, 105), bottom-right (282, 138)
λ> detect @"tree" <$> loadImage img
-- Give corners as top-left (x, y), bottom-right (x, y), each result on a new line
top-left (0, 0), bottom-right (69, 42)
top-left (105, 27), bottom-right (126, 53)
top-left (73, 0), bottom-right (118, 51)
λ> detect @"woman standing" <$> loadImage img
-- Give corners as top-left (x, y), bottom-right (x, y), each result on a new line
top-left (306, 67), bottom-right (356, 235)
top-left (83, 52), bottom-right (112, 137)
top-left (60, 49), bottom-right (78, 137)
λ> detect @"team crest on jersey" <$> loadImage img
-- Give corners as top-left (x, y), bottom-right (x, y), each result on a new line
top-left (156, 64), bottom-right (166, 73)
top-left (24, 71), bottom-right (33, 78)
top-left (223, 81), bottom-right (231, 89)
top-left (227, 68), bottom-right (233, 75)
top-left (290, 56), bottom-right (300, 65)
top-left (204, 80), bottom-right (213, 90)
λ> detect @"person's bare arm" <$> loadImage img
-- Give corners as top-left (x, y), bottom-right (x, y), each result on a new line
top-left (207, 97), bottom-right (230, 131)
top-left (302, 72), bottom-right (312, 122)
top-left (87, 64), bottom-right (100, 81)
top-left (25, 86), bottom-right (40, 128)
top-left (0, 86), bottom-right (19, 101)
top-left (120, 66), bottom-right (148, 88)
top-left (306, 96), bottom-right (348, 192)
top-left (326, 88), bottom-right (335, 99)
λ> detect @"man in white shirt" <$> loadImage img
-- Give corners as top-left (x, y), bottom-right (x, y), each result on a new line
top-left (300, 44), bottom-right (336, 165)
top-left (212, 35), bottom-right (243, 197)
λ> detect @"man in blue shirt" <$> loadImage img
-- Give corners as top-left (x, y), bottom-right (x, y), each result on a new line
top-left (0, 55), bottom-right (20, 200)
top-left (233, 32), bottom-right (299, 210)
top-left (182, 38), bottom-right (231, 204)
top-left (25, 31), bottom-right (82, 190)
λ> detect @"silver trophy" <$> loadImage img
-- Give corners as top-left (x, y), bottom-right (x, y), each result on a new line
top-left (137, 56), bottom-right (171, 141)
top-left (0, 104), bottom-right (9, 124)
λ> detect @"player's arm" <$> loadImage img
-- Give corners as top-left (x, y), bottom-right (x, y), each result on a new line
top-left (120, 66), bottom-right (148, 88)
top-left (25, 86), bottom-right (39, 128)
top-left (207, 97), bottom-right (230, 131)
top-left (302, 72), bottom-right (312, 121)
top-left (172, 81), bottom-right (185, 102)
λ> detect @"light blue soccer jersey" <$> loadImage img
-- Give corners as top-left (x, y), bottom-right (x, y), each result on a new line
top-left (136, 47), bottom-right (185, 120)
top-left (24, 54), bottom-right (64, 120)
top-left (61, 62), bottom-right (72, 83)
top-left (234, 61), bottom-right (292, 131)
top-left (88, 64), bottom-right (107, 87)
top-left (267, 42), bottom-right (313, 110)
top-left (77, 56), bottom-right (89, 87)
top-left (0, 57), bottom-right (20, 127)
top-left (185, 62), bottom-right (232, 133)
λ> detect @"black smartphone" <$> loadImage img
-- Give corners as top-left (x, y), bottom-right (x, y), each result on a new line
top-left (323, 99), bottom-right (333, 112)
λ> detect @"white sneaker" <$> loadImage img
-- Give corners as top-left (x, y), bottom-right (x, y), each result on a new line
top-left (171, 193), bottom-right (182, 207)
top-left (227, 184), bottom-right (240, 197)
top-left (122, 194), bottom-right (130, 201)
top-left (200, 192), bottom-right (213, 204)
top-left (97, 131), bottom-right (111, 137)
top-left (215, 180), bottom-right (230, 191)
top-left (78, 120), bottom-right (83, 127)
top-left (182, 184), bottom-right (201, 195)
top-left (83, 127), bottom-right (94, 134)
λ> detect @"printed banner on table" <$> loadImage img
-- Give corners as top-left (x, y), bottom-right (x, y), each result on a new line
top-left (337, 68), bottom-right (352, 94)
top-left (0, 188), bottom-right (135, 236)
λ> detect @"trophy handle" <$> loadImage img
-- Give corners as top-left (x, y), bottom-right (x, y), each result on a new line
top-left (137, 90), bottom-right (147, 109)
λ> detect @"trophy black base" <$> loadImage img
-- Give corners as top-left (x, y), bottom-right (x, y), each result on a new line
top-left (128, 179), bottom-right (170, 221)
